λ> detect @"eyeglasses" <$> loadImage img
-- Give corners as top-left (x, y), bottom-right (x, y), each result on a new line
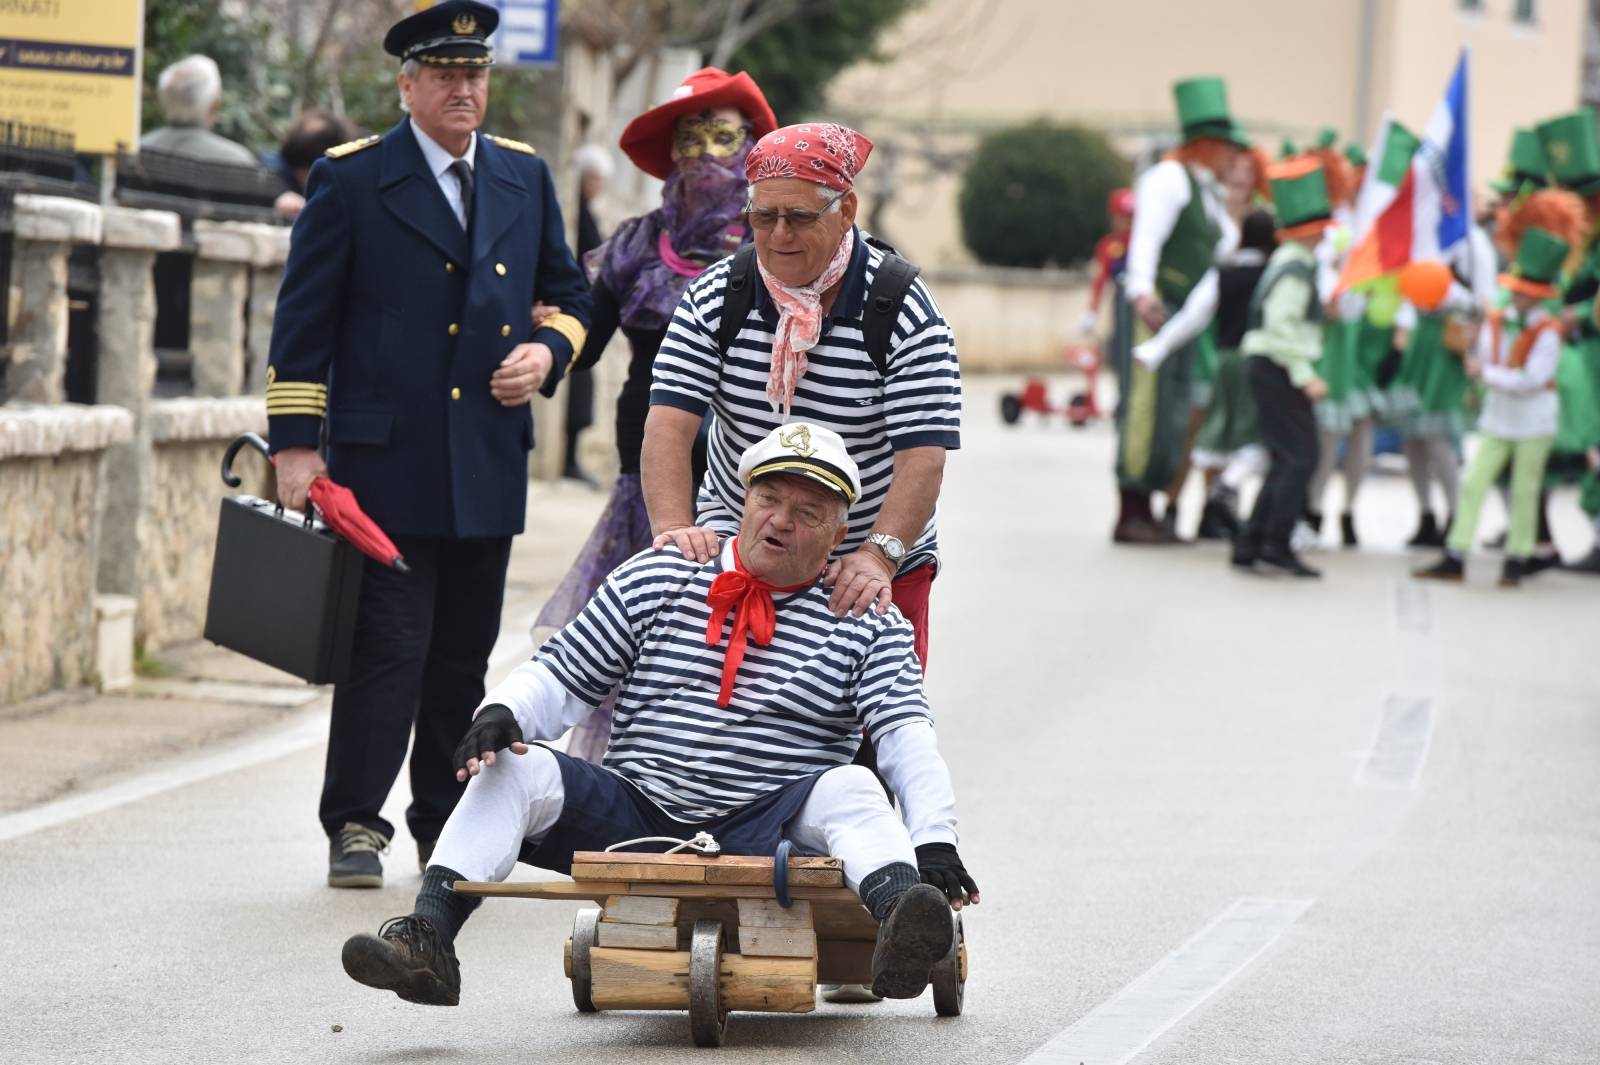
top-left (743, 188), bottom-right (846, 231)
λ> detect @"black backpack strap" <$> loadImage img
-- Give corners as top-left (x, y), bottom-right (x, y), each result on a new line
top-left (861, 251), bottom-right (921, 376)
top-left (717, 243), bottom-right (759, 356)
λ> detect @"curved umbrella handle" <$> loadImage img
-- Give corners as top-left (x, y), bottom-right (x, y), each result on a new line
top-left (220, 432), bottom-right (271, 488)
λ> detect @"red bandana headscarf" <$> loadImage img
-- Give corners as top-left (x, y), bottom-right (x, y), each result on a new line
top-left (744, 123), bottom-right (875, 415)
top-left (704, 538), bottom-right (815, 708)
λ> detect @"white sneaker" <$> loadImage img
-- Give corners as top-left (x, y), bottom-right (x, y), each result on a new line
top-left (1290, 520), bottom-right (1320, 553)
top-left (820, 983), bottom-right (883, 1004)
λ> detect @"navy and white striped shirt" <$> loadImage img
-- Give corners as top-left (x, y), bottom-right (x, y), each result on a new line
top-left (650, 229), bottom-right (962, 572)
top-left (535, 541), bottom-right (933, 822)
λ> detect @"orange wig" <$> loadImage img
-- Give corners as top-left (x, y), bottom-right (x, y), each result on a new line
top-left (1309, 148), bottom-right (1356, 210)
top-left (1495, 188), bottom-right (1589, 270)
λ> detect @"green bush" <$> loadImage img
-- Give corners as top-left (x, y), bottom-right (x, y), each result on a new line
top-left (959, 122), bottom-right (1130, 269)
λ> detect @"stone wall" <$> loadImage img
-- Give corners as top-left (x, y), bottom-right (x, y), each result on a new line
top-left (0, 405), bottom-right (133, 703)
top-left (138, 398), bottom-right (270, 652)
top-left (921, 265), bottom-right (1092, 373)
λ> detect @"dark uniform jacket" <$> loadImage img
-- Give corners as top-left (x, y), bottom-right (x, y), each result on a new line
top-left (266, 119), bottom-right (592, 539)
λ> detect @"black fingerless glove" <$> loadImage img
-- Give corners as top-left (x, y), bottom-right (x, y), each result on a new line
top-left (915, 842), bottom-right (979, 902)
top-left (452, 704), bottom-right (525, 774)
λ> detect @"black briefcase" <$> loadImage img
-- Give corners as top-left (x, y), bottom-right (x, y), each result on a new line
top-left (202, 435), bottom-right (363, 685)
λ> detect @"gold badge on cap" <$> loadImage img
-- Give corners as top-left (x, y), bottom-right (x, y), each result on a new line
top-left (1549, 141), bottom-right (1572, 166)
top-left (453, 12), bottom-right (477, 34)
top-left (779, 425), bottom-right (816, 458)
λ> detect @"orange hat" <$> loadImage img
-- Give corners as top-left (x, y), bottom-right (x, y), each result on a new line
top-left (618, 68), bottom-right (777, 181)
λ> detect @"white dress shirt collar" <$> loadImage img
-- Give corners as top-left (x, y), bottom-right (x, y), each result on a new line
top-left (410, 118), bottom-right (477, 177)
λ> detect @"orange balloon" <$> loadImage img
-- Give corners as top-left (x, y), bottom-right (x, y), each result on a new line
top-left (1397, 260), bottom-right (1453, 312)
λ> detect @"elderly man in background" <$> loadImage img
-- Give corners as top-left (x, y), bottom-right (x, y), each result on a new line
top-left (140, 55), bottom-right (259, 167)
top-left (641, 123), bottom-right (961, 674)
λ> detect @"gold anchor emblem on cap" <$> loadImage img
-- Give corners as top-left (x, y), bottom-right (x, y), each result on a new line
top-left (778, 425), bottom-right (816, 458)
top-left (1549, 141), bottom-right (1572, 165)
top-left (453, 12), bottom-right (477, 34)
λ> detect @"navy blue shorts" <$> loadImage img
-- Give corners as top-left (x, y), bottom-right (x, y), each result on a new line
top-left (518, 747), bottom-right (824, 873)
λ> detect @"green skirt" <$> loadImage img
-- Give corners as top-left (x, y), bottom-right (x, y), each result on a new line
top-left (1193, 345), bottom-right (1259, 456)
top-left (1398, 314), bottom-right (1470, 437)
top-left (1188, 324), bottom-right (1219, 410)
top-left (1554, 338), bottom-right (1600, 456)
top-left (1316, 318), bottom-right (1389, 431)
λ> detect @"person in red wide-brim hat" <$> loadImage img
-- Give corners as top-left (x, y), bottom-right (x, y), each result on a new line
top-left (619, 67), bottom-right (778, 180)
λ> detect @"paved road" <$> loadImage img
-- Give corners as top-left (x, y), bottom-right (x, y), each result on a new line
top-left (3, 377), bottom-right (1597, 1064)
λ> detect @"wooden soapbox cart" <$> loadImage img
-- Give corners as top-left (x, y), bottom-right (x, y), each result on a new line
top-left (454, 849), bottom-right (967, 1046)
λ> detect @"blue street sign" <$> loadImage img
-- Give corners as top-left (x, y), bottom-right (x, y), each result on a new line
top-left (488, 0), bottom-right (559, 66)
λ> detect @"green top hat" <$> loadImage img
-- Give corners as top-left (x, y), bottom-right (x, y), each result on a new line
top-left (1491, 128), bottom-right (1549, 195)
top-left (1278, 138), bottom-right (1299, 160)
top-left (1344, 143), bottom-right (1367, 168)
top-left (1269, 160), bottom-right (1333, 234)
top-left (1534, 109), bottom-right (1600, 197)
top-left (1316, 127), bottom-right (1339, 150)
top-left (1173, 77), bottom-right (1251, 147)
top-left (1505, 226), bottom-right (1569, 290)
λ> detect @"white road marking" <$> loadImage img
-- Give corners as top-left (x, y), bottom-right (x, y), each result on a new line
top-left (1357, 693), bottom-right (1434, 790)
top-left (0, 608), bottom-right (547, 845)
top-left (1392, 578), bottom-right (1433, 634)
top-left (1018, 897), bottom-right (1314, 1065)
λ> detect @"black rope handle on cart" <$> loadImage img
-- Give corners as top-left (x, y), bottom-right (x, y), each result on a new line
top-left (772, 838), bottom-right (794, 908)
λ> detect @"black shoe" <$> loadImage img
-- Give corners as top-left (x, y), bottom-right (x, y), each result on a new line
top-left (1256, 544), bottom-right (1322, 578)
top-left (1524, 551), bottom-right (1560, 576)
top-left (869, 884), bottom-right (954, 1000)
top-left (1499, 557), bottom-right (1526, 588)
top-left (1340, 513), bottom-right (1359, 549)
top-left (1412, 554), bottom-right (1464, 582)
top-left (328, 822), bottom-right (388, 889)
top-left (1564, 546), bottom-right (1600, 575)
top-left (562, 460), bottom-right (597, 488)
top-left (1197, 498), bottom-right (1239, 541)
top-left (1159, 508), bottom-right (1189, 543)
top-left (417, 839), bottom-right (435, 875)
top-left (342, 914), bottom-right (461, 1006)
top-left (1304, 510), bottom-right (1324, 535)
top-left (1230, 533), bottom-right (1258, 570)
top-left (1407, 512), bottom-right (1444, 548)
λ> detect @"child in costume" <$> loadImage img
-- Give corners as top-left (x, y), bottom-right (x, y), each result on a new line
top-left (1413, 226), bottom-right (1575, 586)
top-left (1232, 156), bottom-right (1334, 578)
top-left (534, 68), bottom-right (777, 761)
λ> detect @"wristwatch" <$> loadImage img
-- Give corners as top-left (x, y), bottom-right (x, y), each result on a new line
top-left (866, 533), bottom-right (906, 570)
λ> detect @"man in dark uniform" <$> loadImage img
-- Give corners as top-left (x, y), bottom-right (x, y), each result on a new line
top-left (266, 0), bottom-right (591, 888)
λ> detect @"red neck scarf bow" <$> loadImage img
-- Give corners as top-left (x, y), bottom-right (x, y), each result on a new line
top-left (704, 538), bottom-right (813, 708)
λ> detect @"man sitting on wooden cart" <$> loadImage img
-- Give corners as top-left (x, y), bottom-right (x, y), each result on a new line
top-left (341, 422), bottom-right (979, 1007)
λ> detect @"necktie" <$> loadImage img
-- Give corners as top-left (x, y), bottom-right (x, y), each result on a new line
top-left (703, 538), bottom-right (814, 708)
top-left (448, 159), bottom-right (473, 231)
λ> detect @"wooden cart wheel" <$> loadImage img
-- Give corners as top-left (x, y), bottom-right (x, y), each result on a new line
top-left (570, 907), bottom-right (601, 1013)
top-left (688, 918), bottom-right (729, 1047)
top-left (931, 912), bottom-right (965, 1017)
top-left (1000, 393), bottom-right (1022, 425)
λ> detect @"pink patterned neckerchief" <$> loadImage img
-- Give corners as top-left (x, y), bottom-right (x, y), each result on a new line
top-left (756, 228), bottom-right (856, 416)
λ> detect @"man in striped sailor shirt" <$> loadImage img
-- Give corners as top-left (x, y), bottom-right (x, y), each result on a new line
top-left (639, 122), bottom-right (961, 671)
top-left (341, 423), bottom-right (978, 1008)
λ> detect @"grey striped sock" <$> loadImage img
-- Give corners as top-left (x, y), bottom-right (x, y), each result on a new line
top-left (859, 861), bottom-right (921, 921)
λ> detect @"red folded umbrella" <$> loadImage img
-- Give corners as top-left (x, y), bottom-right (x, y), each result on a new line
top-left (308, 477), bottom-right (411, 573)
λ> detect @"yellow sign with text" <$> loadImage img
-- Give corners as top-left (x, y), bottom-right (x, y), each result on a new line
top-left (0, 0), bottom-right (144, 155)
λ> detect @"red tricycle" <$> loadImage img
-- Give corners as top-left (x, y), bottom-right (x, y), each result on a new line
top-left (999, 342), bottom-right (1104, 428)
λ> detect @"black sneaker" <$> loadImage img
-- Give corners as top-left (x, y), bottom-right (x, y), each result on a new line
top-left (1412, 554), bottom-right (1464, 582)
top-left (342, 914), bottom-right (461, 1006)
top-left (328, 822), bottom-right (388, 889)
top-left (417, 839), bottom-right (436, 875)
top-left (869, 884), bottom-right (954, 1000)
top-left (1407, 512), bottom-right (1444, 548)
top-left (1340, 513), bottom-right (1359, 548)
top-left (1499, 557), bottom-right (1526, 588)
top-left (1197, 498), bottom-right (1239, 541)
top-left (1230, 534), bottom-right (1258, 571)
top-left (1524, 551), bottom-right (1561, 576)
top-left (1257, 545), bottom-right (1322, 579)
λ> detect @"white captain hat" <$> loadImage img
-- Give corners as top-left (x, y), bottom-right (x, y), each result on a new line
top-left (737, 422), bottom-right (861, 505)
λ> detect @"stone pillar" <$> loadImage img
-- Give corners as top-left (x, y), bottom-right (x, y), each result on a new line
top-left (5, 195), bottom-right (102, 403)
top-left (245, 225), bottom-right (291, 395)
top-left (95, 206), bottom-right (182, 599)
top-left (189, 220), bottom-right (256, 397)
top-left (0, 404), bottom-right (133, 703)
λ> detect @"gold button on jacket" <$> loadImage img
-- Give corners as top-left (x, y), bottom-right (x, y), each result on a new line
top-left (450, 387), bottom-right (461, 400)
top-left (494, 263), bottom-right (506, 276)
top-left (500, 324), bottom-right (511, 336)
top-left (448, 322), bottom-right (459, 336)
top-left (445, 261), bottom-right (455, 273)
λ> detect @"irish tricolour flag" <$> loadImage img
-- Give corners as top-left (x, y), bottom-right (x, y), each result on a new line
top-left (1338, 51), bottom-right (1471, 293)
